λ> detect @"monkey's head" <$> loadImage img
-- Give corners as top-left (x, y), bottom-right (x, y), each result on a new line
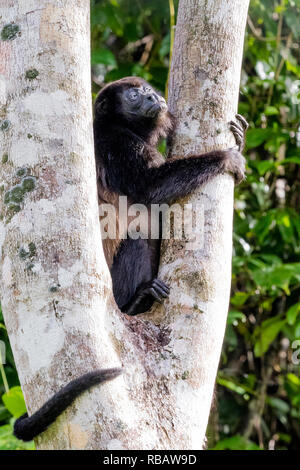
top-left (94, 77), bottom-right (173, 141)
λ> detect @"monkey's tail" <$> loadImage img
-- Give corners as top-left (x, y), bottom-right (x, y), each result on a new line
top-left (13, 368), bottom-right (122, 442)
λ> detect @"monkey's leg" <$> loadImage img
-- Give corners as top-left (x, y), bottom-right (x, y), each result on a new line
top-left (111, 238), bottom-right (169, 315)
top-left (111, 238), bottom-right (152, 310)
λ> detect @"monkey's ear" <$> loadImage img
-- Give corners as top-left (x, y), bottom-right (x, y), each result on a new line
top-left (95, 97), bottom-right (108, 115)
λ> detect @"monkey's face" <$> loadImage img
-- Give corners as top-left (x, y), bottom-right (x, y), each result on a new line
top-left (119, 85), bottom-right (168, 120)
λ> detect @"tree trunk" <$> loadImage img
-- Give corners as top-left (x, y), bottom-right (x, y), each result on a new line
top-left (148, 0), bottom-right (250, 448)
top-left (0, 0), bottom-right (124, 450)
top-left (0, 0), bottom-right (249, 450)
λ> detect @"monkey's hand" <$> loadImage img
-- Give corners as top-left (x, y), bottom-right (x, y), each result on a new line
top-left (229, 114), bottom-right (249, 152)
top-left (224, 149), bottom-right (246, 184)
top-left (225, 114), bottom-right (248, 184)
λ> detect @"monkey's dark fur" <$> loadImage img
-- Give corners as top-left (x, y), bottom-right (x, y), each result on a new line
top-left (14, 368), bottom-right (121, 441)
top-left (14, 76), bottom-right (247, 442)
top-left (95, 76), bottom-right (247, 315)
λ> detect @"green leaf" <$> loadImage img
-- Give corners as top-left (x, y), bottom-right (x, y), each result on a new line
top-left (276, 211), bottom-right (294, 244)
top-left (2, 386), bottom-right (27, 418)
top-left (259, 254), bottom-right (282, 266)
top-left (286, 373), bottom-right (300, 387)
top-left (91, 49), bottom-right (117, 67)
top-left (0, 423), bottom-right (34, 450)
top-left (285, 10), bottom-right (300, 38)
top-left (277, 433), bottom-right (291, 444)
top-left (105, 63), bottom-right (134, 82)
top-left (213, 435), bottom-right (261, 450)
top-left (254, 317), bottom-right (286, 357)
top-left (253, 211), bottom-right (276, 243)
top-left (286, 303), bottom-right (300, 325)
top-left (0, 405), bottom-right (10, 421)
top-left (159, 33), bottom-right (171, 59)
top-left (217, 377), bottom-right (249, 395)
top-left (246, 128), bottom-right (272, 149)
top-left (286, 60), bottom-right (300, 78)
top-left (225, 324), bottom-right (238, 350)
top-left (256, 160), bottom-right (275, 175)
top-left (252, 263), bottom-right (300, 293)
top-left (230, 292), bottom-right (249, 307)
top-left (280, 157), bottom-right (300, 165)
top-left (123, 21), bottom-right (139, 42)
top-left (294, 323), bottom-right (300, 338)
top-left (264, 106), bottom-right (279, 115)
top-left (0, 424), bottom-right (12, 438)
top-left (268, 397), bottom-right (290, 414)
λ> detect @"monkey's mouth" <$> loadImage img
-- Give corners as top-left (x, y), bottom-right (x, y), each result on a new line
top-left (146, 102), bottom-right (168, 117)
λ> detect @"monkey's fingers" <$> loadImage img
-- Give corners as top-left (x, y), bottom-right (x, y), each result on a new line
top-left (230, 124), bottom-right (244, 151)
top-left (230, 127), bottom-right (244, 144)
top-left (152, 283), bottom-right (169, 299)
top-left (229, 121), bottom-right (244, 137)
top-left (146, 278), bottom-right (171, 303)
top-left (148, 287), bottom-right (163, 303)
top-left (235, 114), bottom-right (249, 130)
top-left (153, 279), bottom-right (170, 295)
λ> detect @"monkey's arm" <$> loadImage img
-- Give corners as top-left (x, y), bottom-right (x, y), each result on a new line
top-left (102, 115), bottom-right (247, 206)
top-left (131, 114), bottom-right (247, 205)
top-left (139, 148), bottom-right (245, 205)
top-left (13, 368), bottom-right (121, 441)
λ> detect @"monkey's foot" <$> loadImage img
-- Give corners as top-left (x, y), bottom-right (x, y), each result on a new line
top-left (229, 114), bottom-right (249, 152)
top-left (124, 279), bottom-right (170, 316)
top-left (141, 278), bottom-right (170, 303)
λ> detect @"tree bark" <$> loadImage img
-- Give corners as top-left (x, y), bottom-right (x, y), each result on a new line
top-left (0, 0), bottom-right (124, 450)
top-left (0, 0), bottom-right (249, 450)
top-left (157, 0), bottom-right (250, 447)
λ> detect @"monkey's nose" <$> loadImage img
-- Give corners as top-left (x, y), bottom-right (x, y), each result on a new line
top-left (146, 94), bottom-right (156, 102)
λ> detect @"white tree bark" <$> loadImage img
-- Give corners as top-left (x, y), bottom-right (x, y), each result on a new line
top-left (155, 0), bottom-right (250, 448)
top-left (0, 0), bottom-right (125, 450)
top-left (0, 0), bottom-right (249, 450)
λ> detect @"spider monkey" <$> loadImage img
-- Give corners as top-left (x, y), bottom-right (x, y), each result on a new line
top-left (14, 76), bottom-right (248, 441)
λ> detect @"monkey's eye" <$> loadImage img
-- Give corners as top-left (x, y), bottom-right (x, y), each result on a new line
top-left (129, 90), bottom-right (139, 101)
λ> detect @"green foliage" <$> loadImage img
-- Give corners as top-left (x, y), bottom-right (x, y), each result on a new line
top-left (2, 387), bottom-right (27, 418)
top-left (217, 0), bottom-right (300, 450)
top-left (90, 0), bottom-right (178, 93)
top-left (1, 0), bottom-right (299, 450)
top-left (213, 435), bottom-right (262, 450)
top-left (0, 423), bottom-right (34, 450)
